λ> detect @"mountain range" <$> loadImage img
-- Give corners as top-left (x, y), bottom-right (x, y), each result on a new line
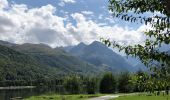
top-left (68, 41), bottom-right (136, 72)
top-left (0, 40), bottom-right (150, 81)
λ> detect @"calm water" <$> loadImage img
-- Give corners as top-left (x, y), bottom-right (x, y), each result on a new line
top-left (0, 86), bottom-right (65, 100)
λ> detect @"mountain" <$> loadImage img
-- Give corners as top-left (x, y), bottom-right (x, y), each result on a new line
top-left (0, 40), bottom-right (103, 81)
top-left (68, 41), bottom-right (135, 72)
top-left (0, 40), bottom-right (17, 47)
top-left (69, 42), bottom-right (87, 56)
top-left (62, 46), bottom-right (74, 52)
top-left (12, 43), bottom-right (100, 75)
top-left (168, 50), bottom-right (170, 54)
top-left (124, 56), bottom-right (139, 67)
top-left (0, 44), bottom-right (58, 81)
top-left (124, 56), bottom-right (148, 71)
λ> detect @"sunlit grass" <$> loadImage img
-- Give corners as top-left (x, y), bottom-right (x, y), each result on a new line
top-left (24, 94), bottom-right (105, 100)
top-left (112, 94), bottom-right (170, 100)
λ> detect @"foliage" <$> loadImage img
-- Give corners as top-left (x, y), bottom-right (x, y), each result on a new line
top-left (102, 0), bottom-right (170, 92)
top-left (118, 72), bottom-right (133, 93)
top-left (63, 75), bottom-right (81, 94)
top-left (0, 45), bottom-right (60, 86)
top-left (0, 43), bottom-right (101, 86)
top-left (105, 0), bottom-right (170, 67)
top-left (99, 73), bottom-right (116, 93)
top-left (84, 77), bottom-right (98, 94)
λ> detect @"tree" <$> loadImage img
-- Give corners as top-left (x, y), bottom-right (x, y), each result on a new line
top-left (101, 0), bottom-right (170, 92)
top-left (118, 72), bottom-right (133, 93)
top-left (99, 73), bottom-right (116, 93)
top-left (63, 76), bottom-right (81, 94)
top-left (85, 77), bottom-right (98, 94)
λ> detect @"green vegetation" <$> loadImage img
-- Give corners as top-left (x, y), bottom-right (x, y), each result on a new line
top-left (118, 72), bottom-right (132, 93)
top-left (13, 43), bottom-right (100, 75)
top-left (63, 76), bottom-right (81, 94)
top-left (102, 0), bottom-right (170, 94)
top-left (0, 43), bottom-right (101, 87)
top-left (85, 77), bottom-right (98, 94)
top-left (0, 45), bottom-right (59, 86)
top-left (24, 94), bottom-right (104, 100)
top-left (113, 95), bottom-right (170, 100)
top-left (99, 73), bottom-right (116, 93)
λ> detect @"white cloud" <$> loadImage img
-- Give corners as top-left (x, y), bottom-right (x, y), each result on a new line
top-left (62, 0), bottom-right (76, 3)
top-left (81, 11), bottom-right (94, 15)
top-left (0, 0), bottom-right (8, 9)
top-left (105, 17), bottom-right (115, 24)
top-left (0, 2), bottom-right (74, 47)
top-left (58, 0), bottom-right (76, 7)
top-left (69, 13), bottom-right (146, 45)
top-left (0, 0), bottom-right (147, 47)
top-left (98, 14), bottom-right (103, 19)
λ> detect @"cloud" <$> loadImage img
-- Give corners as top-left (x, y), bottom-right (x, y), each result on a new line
top-left (105, 17), bottom-right (115, 24)
top-left (81, 11), bottom-right (94, 15)
top-left (62, 0), bottom-right (76, 3)
top-left (0, 0), bottom-right (8, 9)
top-left (69, 13), bottom-right (146, 45)
top-left (58, 0), bottom-right (76, 7)
top-left (0, 0), bottom-right (146, 47)
top-left (0, 2), bottom-right (73, 46)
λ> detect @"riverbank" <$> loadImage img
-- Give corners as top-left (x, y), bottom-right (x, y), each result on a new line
top-left (0, 86), bottom-right (36, 90)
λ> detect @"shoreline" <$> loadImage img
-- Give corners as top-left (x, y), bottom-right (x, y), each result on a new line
top-left (0, 86), bottom-right (36, 90)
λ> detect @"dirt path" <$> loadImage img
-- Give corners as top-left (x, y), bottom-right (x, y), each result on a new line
top-left (88, 95), bottom-right (120, 100)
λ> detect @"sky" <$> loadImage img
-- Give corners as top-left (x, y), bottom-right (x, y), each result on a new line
top-left (0, 0), bottom-right (148, 47)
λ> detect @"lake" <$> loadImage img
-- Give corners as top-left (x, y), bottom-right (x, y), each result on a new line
top-left (0, 86), bottom-right (65, 100)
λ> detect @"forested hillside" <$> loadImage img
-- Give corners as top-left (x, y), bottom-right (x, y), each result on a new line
top-left (0, 41), bottom-right (102, 84)
top-left (0, 45), bottom-right (58, 81)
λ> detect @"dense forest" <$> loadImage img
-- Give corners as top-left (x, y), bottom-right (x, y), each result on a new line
top-left (0, 43), bottom-right (100, 86)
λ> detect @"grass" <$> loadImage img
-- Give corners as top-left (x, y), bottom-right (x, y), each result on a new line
top-left (24, 92), bottom-right (170, 100)
top-left (112, 94), bottom-right (170, 100)
top-left (24, 94), bottom-right (105, 100)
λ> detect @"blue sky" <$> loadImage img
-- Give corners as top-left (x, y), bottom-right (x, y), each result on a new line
top-left (0, 0), bottom-right (146, 47)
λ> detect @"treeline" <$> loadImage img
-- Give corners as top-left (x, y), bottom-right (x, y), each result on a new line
top-left (0, 78), bottom-right (63, 87)
top-left (62, 71), bottom-right (170, 94)
top-left (0, 71), bottom-right (169, 95)
top-left (62, 72), bottom-right (135, 94)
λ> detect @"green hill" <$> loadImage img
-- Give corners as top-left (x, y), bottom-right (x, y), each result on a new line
top-left (12, 43), bottom-right (100, 75)
top-left (0, 42), bottom-right (103, 86)
top-left (0, 45), bottom-right (59, 81)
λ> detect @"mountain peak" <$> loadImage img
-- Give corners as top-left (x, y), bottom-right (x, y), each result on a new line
top-left (86, 41), bottom-right (107, 51)
top-left (69, 40), bottom-right (134, 72)
top-left (91, 41), bottom-right (102, 45)
top-left (90, 41), bottom-right (105, 47)
top-left (77, 42), bottom-right (87, 47)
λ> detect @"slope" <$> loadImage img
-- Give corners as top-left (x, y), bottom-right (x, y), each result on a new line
top-left (69, 41), bottom-right (134, 72)
top-left (12, 43), bottom-right (100, 75)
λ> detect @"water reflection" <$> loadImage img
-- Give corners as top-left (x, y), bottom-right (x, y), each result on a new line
top-left (0, 86), bottom-right (65, 100)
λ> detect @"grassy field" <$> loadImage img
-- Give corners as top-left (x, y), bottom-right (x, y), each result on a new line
top-left (24, 94), bottom-right (105, 100)
top-left (113, 95), bottom-right (170, 100)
